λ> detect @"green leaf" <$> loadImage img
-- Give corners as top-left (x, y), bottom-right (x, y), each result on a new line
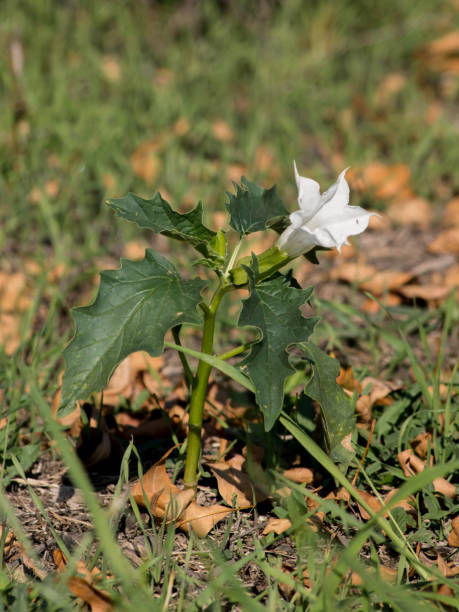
top-left (238, 260), bottom-right (318, 431)
top-left (299, 342), bottom-right (355, 467)
top-left (59, 249), bottom-right (207, 415)
top-left (107, 193), bottom-right (222, 265)
top-left (226, 177), bottom-right (288, 236)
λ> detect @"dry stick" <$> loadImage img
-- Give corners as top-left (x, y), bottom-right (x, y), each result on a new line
top-left (351, 418), bottom-right (376, 488)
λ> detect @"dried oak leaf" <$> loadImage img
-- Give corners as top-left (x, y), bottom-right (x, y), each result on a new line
top-left (209, 454), bottom-right (269, 509)
top-left (177, 502), bottom-right (231, 538)
top-left (53, 550), bottom-right (113, 612)
top-left (131, 462), bottom-right (193, 522)
top-left (428, 228), bottom-right (459, 255)
top-left (282, 467), bottom-right (314, 485)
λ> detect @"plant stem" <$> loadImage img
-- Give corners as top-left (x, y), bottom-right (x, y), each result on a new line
top-left (217, 342), bottom-right (253, 361)
top-left (172, 325), bottom-right (194, 389)
top-left (183, 283), bottom-right (229, 490)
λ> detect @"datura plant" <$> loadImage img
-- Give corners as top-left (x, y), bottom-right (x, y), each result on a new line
top-left (59, 163), bottom-right (377, 490)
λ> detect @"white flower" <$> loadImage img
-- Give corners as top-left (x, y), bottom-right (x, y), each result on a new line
top-left (277, 162), bottom-right (377, 258)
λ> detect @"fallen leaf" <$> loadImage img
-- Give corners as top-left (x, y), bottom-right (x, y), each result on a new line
top-left (398, 449), bottom-right (456, 498)
top-left (421, 30), bottom-right (459, 74)
top-left (336, 366), bottom-right (360, 393)
top-left (330, 262), bottom-right (376, 285)
top-left (54, 550), bottom-right (113, 612)
top-left (102, 55), bottom-right (121, 82)
top-left (130, 141), bottom-right (162, 184)
top-left (123, 241), bottom-right (148, 260)
top-left (349, 162), bottom-right (413, 202)
top-left (444, 264), bottom-right (459, 287)
top-left (177, 502), bottom-right (231, 537)
top-left (131, 460), bottom-right (194, 522)
top-left (436, 552), bottom-right (459, 577)
top-left (448, 516), bottom-right (459, 547)
top-left (212, 119), bottom-right (234, 142)
top-left (376, 72), bottom-right (406, 104)
top-left (356, 395), bottom-right (372, 427)
top-left (428, 228), bottom-right (459, 254)
top-left (442, 197), bottom-right (459, 226)
top-left (262, 518), bottom-right (292, 536)
top-left (387, 197), bottom-right (433, 229)
top-left (410, 432), bottom-right (433, 459)
top-left (398, 284), bottom-right (453, 302)
top-left (356, 489), bottom-right (382, 520)
top-left (209, 455), bottom-right (269, 509)
top-left (383, 488), bottom-right (415, 514)
top-left (362, 293), bottom-right (401, 313)
top-left (282, 467), bottom-right (314, 484)
top-left (173, 117), bottom-right (190, 136)
top-left (359, 270), bottom-right (413, 296)
top-left (360, 377), bottom-right (399, 404)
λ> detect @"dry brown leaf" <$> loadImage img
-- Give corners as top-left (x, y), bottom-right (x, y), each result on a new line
top-left (444, 263), bottom-right (459, 287)
top-left (428, 228), bottom-right (459, 254)
top-left (102, 55), bottom-right (121, 82)
top-left (448, 515), bottom-right (459, 547)
top-left (387, 197), bottom-right (433, 229)
top-left (348, 162), bottom-right (413, 202)
top-left (131, 460), bottom-right (194, 522)
top-left (356, 489), bottom-right (382, 520)
top-left (173, 117), bottom-right (190, 136)
top-left (436, 552), bottom-right (459, 577)
top-left (130, 141), bottom-right (162, 184)
top-left (336, 366), bottom-right (360, 393)
top-left (330, 262), bottom-right (376, 285)
top-left (398, 449), bottom-right (456, 498)
top-left (368, 213), bottom-right (392, 231)
top-left (210, 455), bottom-right (269, 509)
top-left (282, 467), bottom-right (314, 484)
top-left (442, 197), bottom-right (459, 227)
top-left (356, 395), bottom-right (372, 427)
top-left (359, 270), bottom-right (413, 296)
top-left (410, 432), bottom-right (433, 459)
top-left (362, 292), bottom-right (401, 313)
top-left (383, 488), bottom-right (415, 514)
top-left (262, 518), bottom-right (292, 536)
top-left (376, 72), bottom-right (406, 103)
top-left (226, 164), bottom-right (248, 183)
top-left (398, 284), bottom-right (453, 302)
top-left (177, 502), bottom-right (231, 537)
top-left (421, 30), bottom-right (459, 74)
top-left (52, 384), bottom-right (82, 434)
top-left (54, 550), bottom-right (113, 612)
top-left (212, 119), bottom-right (234, 142)
top-left (360, 377), bottom-right (399, 405)
top-left (123, 241), bottom-right (148, 260)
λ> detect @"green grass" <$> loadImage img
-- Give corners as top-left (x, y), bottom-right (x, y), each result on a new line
top-left (1, 0), bottom-right (459, 609)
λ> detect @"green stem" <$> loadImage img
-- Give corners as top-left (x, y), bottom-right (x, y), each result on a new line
top-left (183, 283), bottom-right (229, 490)
top-left (217, 342), bottom-right (253, 361)
top-left (172, 325), bottom-right (193, 388)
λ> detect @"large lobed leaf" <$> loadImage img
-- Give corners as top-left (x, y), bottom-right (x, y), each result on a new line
top-left (226, 177), bottom-right (288, 236)
top-left (300, 342), bottom-right (355, 467)
top-left (59, 250), bottom-right (207, 416)
top-left (238, 262), bottom-right (318, 431)
top-left (107, 193), bottom-right (222, 264)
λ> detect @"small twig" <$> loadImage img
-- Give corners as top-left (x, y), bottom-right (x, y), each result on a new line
top-left (352, 418), bottom-right (376, 487)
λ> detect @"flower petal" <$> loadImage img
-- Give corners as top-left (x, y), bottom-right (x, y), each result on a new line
top-left (294, 161), bottom-right (321, 219)
top-left (311, 168), bottom-right (350, 227)
top-left (278, 225), bottom-right (317, 257)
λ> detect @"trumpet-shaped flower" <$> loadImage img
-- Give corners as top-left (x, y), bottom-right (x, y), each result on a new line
top-left (277, 162), bottom-right (377, 258)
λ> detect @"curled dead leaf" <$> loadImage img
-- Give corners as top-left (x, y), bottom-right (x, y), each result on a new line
top-left (410, 432), bottom-right (432, 459)
top-left (398, 449), bottom-right (456, 498)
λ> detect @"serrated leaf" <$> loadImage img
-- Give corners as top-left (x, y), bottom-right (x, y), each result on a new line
top-left (107, 193), bottom-right (222, 264)
top-left (238, 262), bottom-right (318, 431)
top-left (299, 342), bottom-right (355, 467)
top-left (226, 177), bottom-right (288, 236)
top-left (59, 250), bottom-right (207, 415)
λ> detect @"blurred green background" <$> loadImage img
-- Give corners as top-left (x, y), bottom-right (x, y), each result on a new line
top-left (1, 0), bottom-right (458, 263)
